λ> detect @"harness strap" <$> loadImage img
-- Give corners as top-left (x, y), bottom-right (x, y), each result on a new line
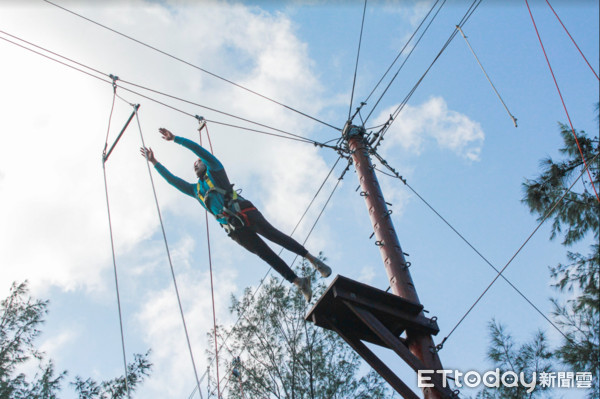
top-left (237, 206), bottom-right (257, 226)
top-left (197, 179), bottom-right (229, 204)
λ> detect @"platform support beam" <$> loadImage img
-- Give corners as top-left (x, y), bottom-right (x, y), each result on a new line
top-left (325, 318), bottom-right (421, 399)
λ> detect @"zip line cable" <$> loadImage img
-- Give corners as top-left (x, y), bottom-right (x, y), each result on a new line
top-left (0, 30), bottom-right (343, 152)
top-left (0, 33), bottom-right (111, 85)
top-left (525, 0), bottom-right (600, 203)
top-left (187, 155), bottom-right (345, 399)
top-left (438, 154), bottom-right (596, 347)
top-left (456, 26), bottom-right (518, 128)
top-left (348, 0), bottom-right (368, 122)
top-left (0, 29), bottom-right (340, 150)
top-left (363, 0), bottom-right (447, 125)
top-left (137, 114), bottom-right (204, 399)
top-left (544, 0), bottom-right (599, 81)
top-left (361, 0), bottom-right (442, 108)
top-left (117, 78), bottom-right (329, 145)
top-left (371, 152), bottom-right (571, 344)
top-left (101, 92), bottom-right (133, 399)
top-left (42, 0), bottom-right (341, 133)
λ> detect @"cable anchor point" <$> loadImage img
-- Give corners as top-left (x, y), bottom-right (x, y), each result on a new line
top-left (109, 74), bottom-right (119, 92)
top-left (342, 123), bottom-right (366, 141)
top-left (430, 337), bottom-right (447, 353)
top-left (429, 343), bottom-right (444, 354)
top-left (195, 115), bottom-right (207, 132)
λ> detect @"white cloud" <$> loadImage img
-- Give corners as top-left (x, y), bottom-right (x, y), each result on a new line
top-left (0, 2), bottom-right (333, 396)
top-left (374, 96), bottom-right (485, 161)
top-left (135, 265), bottom-right (237, 398)
top-left (0, 0), bottom-right (329, 295)
top-left (357, 265), bottom-right (377, 284)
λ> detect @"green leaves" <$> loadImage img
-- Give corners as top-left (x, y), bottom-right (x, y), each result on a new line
top-left (0, 281), bottom-right (152, 399)
top-left (213, 257), bottom-right (395, 399)
top-left (488, 103), bottom-right (600, 399)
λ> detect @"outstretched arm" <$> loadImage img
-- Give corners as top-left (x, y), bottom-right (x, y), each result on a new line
top-left (140, 147), bottom-right (158, 165)
top-left (140, 146), bottom-right (195, 198)
top-left (159, 127), bottom-right (223, 171)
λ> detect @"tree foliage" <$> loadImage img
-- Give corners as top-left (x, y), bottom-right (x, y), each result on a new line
top-left (208, 259), bottom-right (395, 399)
top-left (476, 320), bottom-right (553, 399)
top-left (480, 106), bottom-right (599, 398)
top-left (0, 281), bottom-right (152, 399)
top-left (522, 119), bottom-right (598, 247)
top-left (522, 106), bottom-right (599, 398)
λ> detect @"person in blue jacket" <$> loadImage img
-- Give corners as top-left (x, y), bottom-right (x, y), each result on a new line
top-left (140, 127), bottom-right (331, 302)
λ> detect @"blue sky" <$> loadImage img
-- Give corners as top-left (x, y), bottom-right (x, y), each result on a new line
top-left (0, 0), bottom-right (598, 398)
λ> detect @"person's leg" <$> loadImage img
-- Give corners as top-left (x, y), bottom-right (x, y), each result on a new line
top-left (246, 209), bottom-right (308, 256)
top-left (228, 228), bottom-right (312, 301)
top-left (246, 209), bottom-right (332, 278)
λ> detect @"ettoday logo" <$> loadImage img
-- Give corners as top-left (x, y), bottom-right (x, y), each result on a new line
top-left (418, 369), bottom-right (593, 391)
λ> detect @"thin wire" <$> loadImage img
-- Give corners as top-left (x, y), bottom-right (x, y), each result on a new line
top-left (205, 212), bottom-right (221, 399)
top-left (441, 156), bottom-right (594, 345)
top-left (0, 33), bottom-right (110, 85)
top-left (118, 78), bottom-right (329, 144)
top-left (101, 92), bottom-right (132, 399)
top-left (348, 0), bottom-right (368, 121)
top-left (545, 0), bottom-right (599, 81)
top-left (362, 0), bottom-right (441, 105)
top-left (456, 26), bottom-right (518, 127)
top-left (199, 125), bottom-right (222, 399)
top-left (103, 88), bottom-right (117, 152)
top-left (120, 81), bottom-right (325, 146)
top-left (372, 158), bottom-right (570, 342)
top-left (0, 30), bottom-right (342, 151)
top-left (42, 0), bottom-right (341, 132)
top-left (363, 0), bottom-right (445, 124)
top-left (0, 28), bottom-right (106, 76)
top-left (376, 0), bottom-right (482, 140)
top-left (138, 113), bottom-right (203, 398)
top-left (525, 0), bottom-right (599, 203)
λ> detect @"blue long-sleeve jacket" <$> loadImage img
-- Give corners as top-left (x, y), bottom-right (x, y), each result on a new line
top-left (154, 136), bottom-right (235, 224)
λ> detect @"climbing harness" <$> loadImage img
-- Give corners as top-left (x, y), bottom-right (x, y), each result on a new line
top-left (196, 175), bottom-right (249, 232)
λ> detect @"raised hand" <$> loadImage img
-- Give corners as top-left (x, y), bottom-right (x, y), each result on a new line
top-left (140, 147), bottom-right (157, 165)
top-left (159, 127), bottom-right (175, 141)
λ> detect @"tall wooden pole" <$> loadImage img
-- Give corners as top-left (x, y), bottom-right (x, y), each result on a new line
top-left (345, 125), bottom-right (444, 399)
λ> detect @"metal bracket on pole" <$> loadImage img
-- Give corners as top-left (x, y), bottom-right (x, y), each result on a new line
top-left (342, 123), bottom-right (366, 140)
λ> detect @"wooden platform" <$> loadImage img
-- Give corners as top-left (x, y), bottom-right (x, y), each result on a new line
top-left (306, 275), bottom-right (439, 347)
top-left (306, 275), bottom-right (455, 399)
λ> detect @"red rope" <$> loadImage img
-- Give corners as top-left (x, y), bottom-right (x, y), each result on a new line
top-left (199, 122), bottom-right (221, 398)
top-left (545, 0), bottom-right (599, 81)
top-left (525, 0), bottom-right (600, 203)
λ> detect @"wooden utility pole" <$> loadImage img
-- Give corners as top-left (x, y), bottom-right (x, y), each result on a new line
top-left (347, 125), bottom-right (445, 398)
top-left (306, 124), bottom-right (454, 399)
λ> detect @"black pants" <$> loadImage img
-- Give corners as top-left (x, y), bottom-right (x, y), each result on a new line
top-left (227, 203), bottom-right (308, 283)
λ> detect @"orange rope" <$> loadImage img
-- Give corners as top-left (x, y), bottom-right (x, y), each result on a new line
top-left (526, 0), bottom-right (599, 202)
top-left (544, 0), bottom-right (599, 81)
